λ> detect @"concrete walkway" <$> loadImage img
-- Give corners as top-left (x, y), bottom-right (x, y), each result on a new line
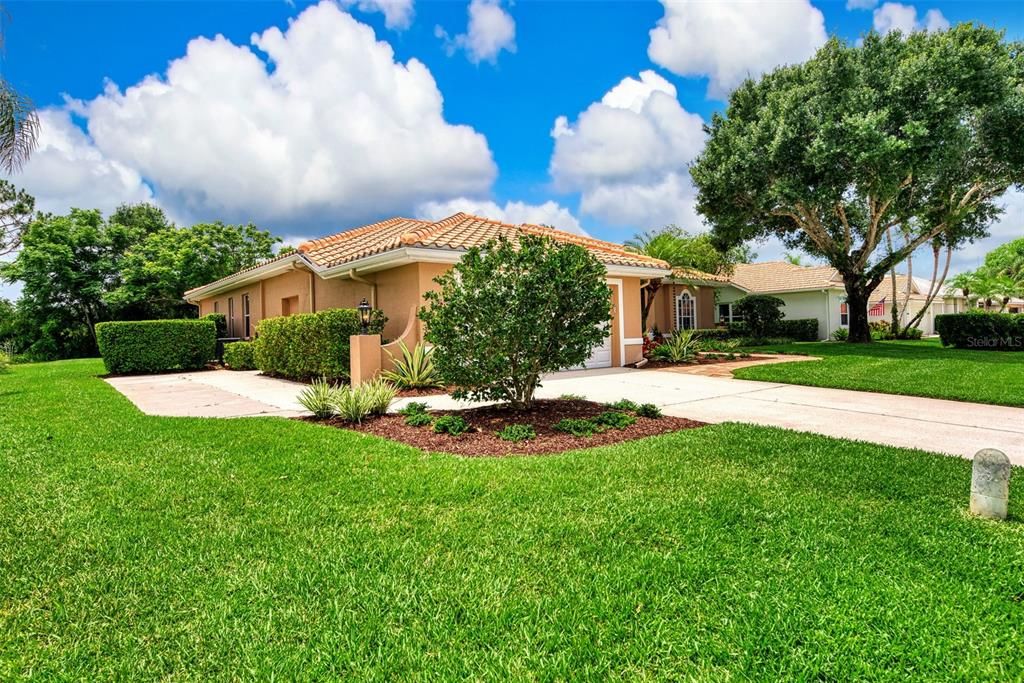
top-left (105, 367), bottom-right (1024, 465)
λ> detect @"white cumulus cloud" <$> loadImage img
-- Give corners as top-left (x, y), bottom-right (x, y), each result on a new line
top-left (436, 0), bottom-right (516, 65)
top-left (337, 0), bottom-right (415, 30)
top-left (647, 0), bottom-right (827, 100)
top-left (416, 197), bottom-right (585, 235)
top-left (549, 71), bottom-right (706, 230)
top-left (15, 1), bottom-right (496, 233)
top-left (17, 108), bottom-right (155, 216)
top-left (872, 3), bottom-right (949, 35)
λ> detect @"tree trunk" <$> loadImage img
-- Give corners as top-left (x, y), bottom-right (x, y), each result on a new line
top-left (843, 276), bottom-right (873, 344)
top-left (886, 229), bottom-right (900, 336)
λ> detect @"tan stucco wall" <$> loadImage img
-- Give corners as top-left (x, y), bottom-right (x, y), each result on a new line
top-left (650, 283), bottom-right (719, 332)
top-left (262, 268), bottom-right (313, 320)
top-left (196, 262), bottom-right (651, 368)
top-left (197, 283), bottom-right (261, 338)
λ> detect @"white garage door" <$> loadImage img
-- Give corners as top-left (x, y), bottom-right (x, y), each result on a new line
top-left (582, 331), bottom-right (612, 369)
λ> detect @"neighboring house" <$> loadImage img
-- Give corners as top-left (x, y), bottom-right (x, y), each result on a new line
top-left (184, 213), bottom-right (670, 369)
top-left (650, 261), bottom-right (969, 340)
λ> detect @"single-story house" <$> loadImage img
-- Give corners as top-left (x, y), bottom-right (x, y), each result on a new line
top-left (650, 261), bottom-right (970, 339)
top-left (184, 212), bottom-right (670, 369)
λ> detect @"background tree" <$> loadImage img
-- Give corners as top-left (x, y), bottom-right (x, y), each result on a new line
top-left (106, 221), bottom-right (279, 319)
top-left (1, 202), bottom-right (279, 359)
top-left (0, 180), bottom-right (34, 255)
top-left (950, 236), bottom-right (1024, 311)
top-left (626, 225), bottom-right (755, 332)
top-left (421, 235), bottom-right (610, 409)
top-left (692, 26), bottom-right (1024, 342)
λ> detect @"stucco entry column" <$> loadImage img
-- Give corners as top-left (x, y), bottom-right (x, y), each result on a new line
top-left (350, 334), bottom-right (382, 386)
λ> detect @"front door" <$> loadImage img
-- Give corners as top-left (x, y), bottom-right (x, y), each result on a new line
top-left (675, 291), bottom-right (696, 330)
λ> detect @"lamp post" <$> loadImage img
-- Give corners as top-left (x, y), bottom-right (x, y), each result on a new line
top-left (357, 298), bottom-right (371, 335)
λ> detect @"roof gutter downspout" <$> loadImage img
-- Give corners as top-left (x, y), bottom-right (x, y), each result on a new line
top-left (346, 268), bottom-right (377, 308)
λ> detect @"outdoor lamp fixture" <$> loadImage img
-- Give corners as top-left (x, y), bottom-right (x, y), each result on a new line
top-left (358, 298), bottom-right (372, 335)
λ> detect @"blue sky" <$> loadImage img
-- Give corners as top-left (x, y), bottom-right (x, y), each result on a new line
top-left (3, 0), bottom-right (1024, 299)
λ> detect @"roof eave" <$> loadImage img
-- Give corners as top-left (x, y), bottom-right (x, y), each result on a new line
top-left (183, 253), bottom-right (306, 303)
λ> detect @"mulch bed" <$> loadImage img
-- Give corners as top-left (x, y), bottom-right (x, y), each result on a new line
top-left (395, 386), bottom-right (453, 398)
top-left (641, 353), bottom-right (774, 370)
top-left (309, 399), bottom-right (705, 457)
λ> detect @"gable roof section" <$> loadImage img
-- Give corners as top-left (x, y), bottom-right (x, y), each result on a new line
top-left (298, 212), bottom-right (669, 270)
top-left (185, 213), bottom-right (669, 300)
top-left (729, 262), bottom-right (841, 293)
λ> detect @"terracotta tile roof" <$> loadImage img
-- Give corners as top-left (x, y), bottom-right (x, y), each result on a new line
top-left (669, 267), bottom-right (732, 284)
top-left (298, 212), bottom-right (669, 270)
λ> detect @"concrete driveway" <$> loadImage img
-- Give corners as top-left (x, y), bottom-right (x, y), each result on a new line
top-left (106, 367), bottom-right (1024, 465)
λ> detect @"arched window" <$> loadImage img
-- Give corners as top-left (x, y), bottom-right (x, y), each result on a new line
top-left (675, 291), bottom-right (695, 331)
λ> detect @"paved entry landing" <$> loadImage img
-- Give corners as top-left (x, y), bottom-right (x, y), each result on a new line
top-left (105, 370), bottom-right (307, 418)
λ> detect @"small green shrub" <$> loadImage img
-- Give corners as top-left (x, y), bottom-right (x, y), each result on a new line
top-left (900, 326), bottom-right (924, 340)
top-left (651, 329), bottom-right (698, 363)
top-left (332, 385), bottom-right (376, 424)
top-left (591, 411), bottom-right (636, 430)
top-left (383, 341), bottom-right (444, 388)
top-left (497, 424), bottom-right (536, 442)
top-left (699, 337), bottom-right (740, 352)
top-left (297, 378), bottom-right (337, 419)
top-left (693, 328), bottom-right (731, 340)
top-left (558, 393), bottom-right (586, 401)
top-left (636, 403), bottom-right (662, 419)
top-left (832, 327), bottom-right (850, 341)
top-left (362, 378), bottom-right (398, 416)
top-left (606, 398), bottom-right (639, 411)
top-left (935, 312), bottom-right (1024, 350)
top-left (553, 418), bottom-right (602, 437)
top-left (253, 308), bottom-right (386, 382)
top-left (398, 401), bottom-right (430, 416)
top-left (96, 319), bottom-right (216, 374)
top-left (433, 415), bottom-right (470, 436)
top-left (404, 412), bottom-right (434, 427)
top-left (0, 350), bottom-right (9, 373)
top-left (223, 341), bottom-right (256, 370)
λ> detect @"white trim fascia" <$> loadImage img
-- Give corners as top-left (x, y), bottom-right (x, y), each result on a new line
top-left (606, 277), bottom-right (627, 367)
top-left (623, 337), bottom-right (644, 345)
top-left (607, 264), bottom-right (671, 278)
top-left (183, 253), bottom-right (305, 302)
top-left (663, 275), bottom-right (747, 292)
top-left (318, 247), bottom-right (465, 278)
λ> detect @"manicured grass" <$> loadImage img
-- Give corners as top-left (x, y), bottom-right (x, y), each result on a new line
top-left (2, 360), bottom-right (1023, 679)
top-left (736, 338), bottom-right (1024, 407)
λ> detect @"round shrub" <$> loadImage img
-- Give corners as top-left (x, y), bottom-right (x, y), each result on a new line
top-left (432, 415), bottom-right (469, 436)
top-left (733, 295), bottom-right (785, 340)
top-left (404, 412), bottom-right (433, 427)
top-left (96, 319), bottom-right (216, 374)
top-left (496, 424), bottom-right (536, 442)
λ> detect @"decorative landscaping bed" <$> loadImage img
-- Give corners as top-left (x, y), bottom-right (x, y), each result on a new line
top-left (640, 352), bottom-right (773, 370)
top-left (310, 399), bottom-right (704, 456)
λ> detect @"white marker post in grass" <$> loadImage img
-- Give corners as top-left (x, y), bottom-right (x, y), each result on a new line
top-left (970, 449), bottom-right (1011, 521)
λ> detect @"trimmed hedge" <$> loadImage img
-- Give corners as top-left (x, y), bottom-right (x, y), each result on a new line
top-left (775, 318), bottom-right (819, 342)
top-left (253, 308), bottom-right (386, 382)
top-left (223, 340), bottom-right (256, 370)
top-left (726, 318), bottom-right (820, 341)
top-left (96, 319), bottom-right (217, 374)
top-left (203, 312), bottom-right (227, 338)
top-left (693, 328), bottom-right (731, 340)
top-left (935, 312), bottom-right (1024, 350)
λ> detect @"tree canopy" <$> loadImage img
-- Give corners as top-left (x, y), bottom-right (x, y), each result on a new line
top-left (691, 25), bottom-right (1024, 342)
top-left (1, 201), bottom-right (280, 359)
top-left (950, 236), bottom-right (1024, 310)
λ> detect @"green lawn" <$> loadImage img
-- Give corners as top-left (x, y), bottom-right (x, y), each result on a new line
top-left (736, 338), bottom-right (1024, 407)
top-left (2, 360), bottom-right (1023, 680)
